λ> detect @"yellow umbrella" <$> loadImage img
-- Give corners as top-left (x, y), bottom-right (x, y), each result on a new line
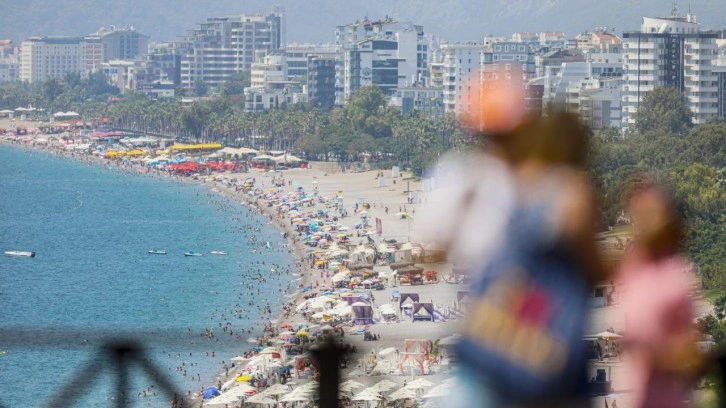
top-left (235, 375), bottom-right (252, 382)
top-left (296, 331), bottom-right (309, 337)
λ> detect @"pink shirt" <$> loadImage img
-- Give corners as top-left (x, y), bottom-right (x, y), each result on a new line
top-left (617, 253), bottom-right (695, 408)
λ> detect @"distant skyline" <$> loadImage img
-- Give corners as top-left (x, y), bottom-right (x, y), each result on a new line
top-left (2, 0), bottom-right (725, 44)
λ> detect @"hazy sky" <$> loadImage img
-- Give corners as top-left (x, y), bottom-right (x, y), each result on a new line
top-left (2, 0), bottom-right (724, 43)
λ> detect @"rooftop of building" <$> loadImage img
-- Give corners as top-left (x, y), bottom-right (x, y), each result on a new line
top-left (337, 16), bottom-right (399, 28)
top-left (541, 49), bottom-right (585, 59)
top-left (25, 36), bottom-right (84, 44)
top-left (89, 26), bottom-right (148, 38)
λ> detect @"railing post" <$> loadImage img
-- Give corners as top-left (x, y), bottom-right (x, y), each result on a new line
top-left (311, 337), bottom-right (343, 408)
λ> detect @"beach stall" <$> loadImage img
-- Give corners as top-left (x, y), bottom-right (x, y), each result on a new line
top-left (395, 265), bottom-right (424, 285)
top-left (398, 293), bottom-right (420, 319)
top-left (411, 302), bottom-right (436, 322)
top-left (351, 301), bottom-right (374, 325)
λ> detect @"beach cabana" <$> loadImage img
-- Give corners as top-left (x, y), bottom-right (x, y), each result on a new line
top-left (412, 302), bottom-right (435, 322)
top-left (352, 301), bottom-right (374, 325)
top-left (398, 293), bottom-right (420, 310)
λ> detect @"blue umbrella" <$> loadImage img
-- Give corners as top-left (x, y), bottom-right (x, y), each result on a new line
top-left (203, 387), bottom-right (221, 399)
top-left (302, 285), bottom-right (313, 293)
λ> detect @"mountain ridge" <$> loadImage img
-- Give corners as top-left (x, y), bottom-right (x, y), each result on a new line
top-left (1, 0), bottom-right (724, 44)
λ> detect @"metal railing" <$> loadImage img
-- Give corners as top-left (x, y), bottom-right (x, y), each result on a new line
top-left (0, 328), bottom-right (344, 408)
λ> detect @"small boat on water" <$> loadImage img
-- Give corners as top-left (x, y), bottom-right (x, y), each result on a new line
top-left (184, 252), bottom-right (203, 257)
top-left (4, 251), bottom-right (35, 257)
top-left (148, 249), bottom-right (167, 255)
top-left (210, 250), bottom-right (228, 255)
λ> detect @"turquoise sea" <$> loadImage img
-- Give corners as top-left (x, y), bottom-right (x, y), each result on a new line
top-left (0, 145), bottom-right (296, 407)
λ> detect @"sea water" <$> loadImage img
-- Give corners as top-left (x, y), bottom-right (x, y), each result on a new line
top-left (0, 146), bottom-right (295, 407)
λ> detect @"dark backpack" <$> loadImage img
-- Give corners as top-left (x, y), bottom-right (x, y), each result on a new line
top-left (455, 196), bottom-right (589, 403)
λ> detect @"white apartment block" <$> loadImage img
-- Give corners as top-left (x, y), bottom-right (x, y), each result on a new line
top-left (180, 11), bottom-right (284, 89)
top-left (441, 43), bottom-right (486, 115)
top-left (0, 55), bottom-right (19, 82)
top-left (335, 17), bottom-right (427, 105)
top-left (622, 13), bottom-right (719, 128)
top-left (566, 77), bottom-right (622, 130)
top-left (283, 43), bottom-right (337, 82)
top-left (20, 37), bottom-right (88, 82)
top-left (100, 60), bottom-right (136, 93)
top-left (250, 54), bottom-right (288, 89)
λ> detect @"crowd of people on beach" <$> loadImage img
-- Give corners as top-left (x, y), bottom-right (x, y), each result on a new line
top-left (3, 84), bottom-right (716, 408)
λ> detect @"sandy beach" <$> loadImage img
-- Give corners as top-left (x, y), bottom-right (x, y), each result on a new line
top-left (3, 120), bottom-right (714, 408)
top-left (1, 124), bottom-right (466, 407)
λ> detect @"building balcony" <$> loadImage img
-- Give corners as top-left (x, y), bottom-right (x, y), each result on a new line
top-left (689, 97), bottom-right (719, 103)
top-left (687, 85), bottom-right (718, 92)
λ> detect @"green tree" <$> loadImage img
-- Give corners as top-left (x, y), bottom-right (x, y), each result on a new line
top-left (193, 79), bottom-right (209, 97)
top-left (219, 72), bottom-right (250, 97)
top-left (632, 87), bottom-right (693, 136)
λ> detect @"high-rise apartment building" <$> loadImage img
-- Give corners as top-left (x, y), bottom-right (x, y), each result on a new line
top-left (622, 12), bottom-right (719, 128)
top-left (180, 10), bottom-right (284, 89)
top-left (92, 26), bottom-right (149, 62)
top-left (20, 37), bottom-right (87, 82)
top-left (0, 40), bottom-right (19, 82)
top-left (335, 17), bottom-right (428, 105)
top-left (283, 43), bottom-right (337, 83)
top-left (440, 43), bottom-right (485, 115)
top-left (307, 55), bottom-right (336, 109)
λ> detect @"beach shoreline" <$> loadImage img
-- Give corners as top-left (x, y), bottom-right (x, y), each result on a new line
top-left (0, 141), bottom-right (314, 401)
top-left (1, 135), bottom-right (467, 407)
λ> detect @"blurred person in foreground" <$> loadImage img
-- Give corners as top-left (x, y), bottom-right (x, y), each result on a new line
top-left (418, 69), bottom-right (606, 408)
top-left (617, 175), bottom-right (701, 408)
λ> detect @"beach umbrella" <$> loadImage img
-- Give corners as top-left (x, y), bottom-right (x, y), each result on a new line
top-left (388, 388), bottom-right (418, 401)
top-left (245, 394), bottom-right (277, 405)
top-left (231, 355), bottom-right (248, 363)
top-left (222, 383), bottom-right (255, 395)
top-left (203, 387), bottom-right (221, 399)
top-left (351, 390), bottom-right (382, 401)
top-left (260, 383), bottom-right (290, 396)
top-left (279, 391), bottom-right (312, 403)
top-left (370, 379), bottom-right (397, 392)
top-left (235, 375), bottom-right (252, 382)
top-left (339, 379), bottom-right (364, 392)
top-left (220, 378), bottom-right (237, 392)
top-left (405, 378), bottom-right (435, 389)
top-left (296, 330), bottom-right (309, 337)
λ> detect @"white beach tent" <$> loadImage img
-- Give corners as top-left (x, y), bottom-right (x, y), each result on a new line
top-left (351, 389), bottom-right (383, 401)
top-left (369, 379), bottom-right (397, 392)
top-left (279, 386), bottom-right (314, 403)
top-left (244, 394), bottom-right (277, 405)
top-left (259, 383), bottom-right (291, 396)
top-left (405, 378), bottom-right (434, 389)
top-left (339, 379), bottom-right (364, 393)
top-left (388, 387), bottom-right (418, 401)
